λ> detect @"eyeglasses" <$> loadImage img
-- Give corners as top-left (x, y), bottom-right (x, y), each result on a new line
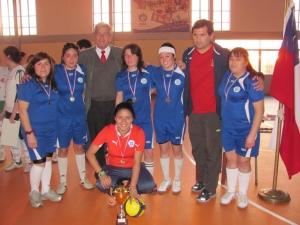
top-left (94, 32), bottom-right (110, 37)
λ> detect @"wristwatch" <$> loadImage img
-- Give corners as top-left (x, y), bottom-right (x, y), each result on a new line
top-left (98, 170), bottom-right (106, 177)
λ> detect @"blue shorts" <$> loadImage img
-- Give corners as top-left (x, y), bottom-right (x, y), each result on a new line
top-left (222, 128), bottom-right (260, 157)
top-left (134, 116), bottom-right (153, 150)
top-left (22, 129), bottom-right (57, 160)
top-left (154, 118), bottom-right (185, 145)
top-left (57, 115), bottom-right (88, 148)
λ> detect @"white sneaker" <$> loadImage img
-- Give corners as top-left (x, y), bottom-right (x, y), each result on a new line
top-left (41, 189), bottom-right (62, 202)
top-left (29, 190), bottom-right (43, 208)
top-left (24, 162), bottom-right (32, 173)
top-left (0, 151), bottom-right (5, 161)
top-left (237, 193), bottom-right (248, 209)
top-left (220, 191), bottom-right (236, 205)
top-left (158, 179), bottom-right (171, 193)
top-left (172, 180), bottom-right (181, 194)
top-left (56, 182), bottom-right (67, 194)
top-left (80, 177), bottom-right (93, 190)
top-left (5, 161), bottom-right (22, 171)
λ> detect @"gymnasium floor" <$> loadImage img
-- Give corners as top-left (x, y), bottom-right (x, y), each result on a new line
top-left (0, 96), bottom-right (299, 225)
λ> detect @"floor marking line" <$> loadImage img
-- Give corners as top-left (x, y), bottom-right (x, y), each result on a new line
top-left (182, 145), bottom-right (298, 225)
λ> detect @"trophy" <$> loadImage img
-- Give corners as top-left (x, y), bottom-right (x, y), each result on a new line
top-left (110, 184), bottom-right (130, 225)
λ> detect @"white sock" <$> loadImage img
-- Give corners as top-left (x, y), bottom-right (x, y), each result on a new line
top-left (238, 171), bottom-right (251, 195)
top-left (144, 161), bottom-right (154, 176)
top-left (30, 164), bottom-right (43, 192)
top-left (41, 161), bottom-right (52, 194)
top-left (58, 157), bottom-right (68, 183)
top-left (75, 153), bottom-right (86, 180)
top-left (0, 145), bottom-right (4, 154)
top-left (10, 141), bottom-right (22, 163)
top-left (226, 168), bottom-right (239, 193)
top-left (20, 139), bottom-right (31, 163)
top-left (174, 158), bottom-right (183, 181)
top-left (160, 157), bottom-right (170, 181)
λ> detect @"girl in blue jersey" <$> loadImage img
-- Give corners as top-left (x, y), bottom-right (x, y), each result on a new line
top-left (218, 47), bottom-right (264, 209)
top-left (116, 43), bottom-right (156, 177)
top-left (55, 43), bottom-right (93, 194)
top-left (18, 52), bottom-right (62, 208)
top-left (152, 43), bottom-right (185, 194)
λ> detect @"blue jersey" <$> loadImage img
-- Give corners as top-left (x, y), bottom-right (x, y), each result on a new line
top-left (152, 65), bottom-right (185, 120)
top-left (218, 70), bottom-right (264, 130)
top-left (18, 78), bottom-right (59, 130)
top-left (55, 64), bottom-right (86, 117)
top-left (116, 65), bottom-right (155, 120)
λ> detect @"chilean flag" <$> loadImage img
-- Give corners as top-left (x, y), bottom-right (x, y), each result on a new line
top-left (269, 1), bottom-right (300, 179)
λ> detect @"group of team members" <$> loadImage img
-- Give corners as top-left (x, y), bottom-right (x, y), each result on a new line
top-left (1, 19), bottom-right (264, 210)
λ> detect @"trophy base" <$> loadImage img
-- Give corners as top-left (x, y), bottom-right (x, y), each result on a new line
top-left (116, 216), bottom-right (128, 225)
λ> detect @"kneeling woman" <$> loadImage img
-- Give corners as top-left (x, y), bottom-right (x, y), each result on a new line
top-left (86, 100), bottom-right (155, 205)
top-left (18, 52), bottom-right (62, 208)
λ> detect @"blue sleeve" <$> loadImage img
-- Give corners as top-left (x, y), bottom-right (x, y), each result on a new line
top-left (18, 82), bottom-right (34, 103)
top-left (247, 78), bottom-right (264, 102)
top-left (116, 72), bottom-right (123, 92)
top-left (151, 69), bottom-right (157, 89)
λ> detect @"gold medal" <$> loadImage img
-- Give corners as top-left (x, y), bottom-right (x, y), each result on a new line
top-left (70, 96), bottom-right (75, 102)
top-left (120, 159), bottom-right (126, 164)
top-left (166, 97), bottom-right (171, 103)
top-left (132, 97), bottom-right (137, 102)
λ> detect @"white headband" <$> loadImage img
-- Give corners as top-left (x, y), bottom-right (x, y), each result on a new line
top-left (158, 46), bottom-right (175, 56)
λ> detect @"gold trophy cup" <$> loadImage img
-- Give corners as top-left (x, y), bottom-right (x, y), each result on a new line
top-left (110, 185), bottom-right (130, 225)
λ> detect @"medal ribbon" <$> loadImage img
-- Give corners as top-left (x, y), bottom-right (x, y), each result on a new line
top-left (127, 70), bottom-right (138, 99)
top-left (224, 73), bottom-right (238, 103)
top-left (63, 65), bottom-right (77, 98)
top-left (38, 80), bottom-right (51, 104)
top-left (116, 125), bottom-right (132, 159)
top-left (163, 70), bottom-right (174, 99)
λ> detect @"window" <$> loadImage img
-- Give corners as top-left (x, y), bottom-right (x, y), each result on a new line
top-left (113, 0), bottom-right (131, 32)
top-left (216, 40), bottom-right (285, 74)
top-left (191, 0), bottom-right (230, 30)
top-left (295, 0), bottom-right (300, 30)
top-left (93, 0), bottom-right (110, 28)
top-left (0, 0), bottom-right (15, 36)
top-left (18, 0), bottom-right (37, 35)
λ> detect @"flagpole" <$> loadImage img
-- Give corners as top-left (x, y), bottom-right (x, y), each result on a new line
top-left (258, 0), bottom-right (291, 204)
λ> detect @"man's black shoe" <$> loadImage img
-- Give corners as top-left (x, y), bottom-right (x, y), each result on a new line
top-left (196, 189), bottom-right (216, 202)
top-left (191, 181), bottom-right (205, 192)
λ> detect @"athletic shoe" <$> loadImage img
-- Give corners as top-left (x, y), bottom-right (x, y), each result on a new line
top-left (220, 191), bottom-right (236, 205)
top-left (196, 189), bottom-right (216, 203)
top-left (80, 177), bottom-right (94, 189)
top-left (5, 161), bottom-right (22, 171)
top-left (0, 151), bottom-right (6, 161)
top-left (237, 193), bottom-right (248, 209)
top-left (107, 196), bottom-right (117, 206)
top-left (52, 154), bottom-right (58, 163)
top-left (41, 189), bottom-right (62, 202)
top-left (191, 181), bottom-right (205, 192)
top-left (157, 179), bottom-right (171, 193)
top-left (23, 162), bottom-right (32, 173)
top-left (56, 182), bottom-right (67, 194)
top-left (172, 180), bottom-right (181, 194)
top-left (29, 190), bottom-right (43, 208)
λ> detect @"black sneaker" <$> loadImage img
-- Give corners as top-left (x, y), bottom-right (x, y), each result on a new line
top-left (191, 181), bottom-right (205, 192)
top-left (196, 189), bottom-right (216, 202)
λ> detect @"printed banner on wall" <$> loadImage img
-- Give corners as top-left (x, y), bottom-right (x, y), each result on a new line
top-left (0, 67), bottom-right (9, 101)
top-left (132, 0), bottom-right (190, 33)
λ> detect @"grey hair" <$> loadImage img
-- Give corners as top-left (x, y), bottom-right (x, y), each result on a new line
top-left (94, 22), bottom-right (113, 35)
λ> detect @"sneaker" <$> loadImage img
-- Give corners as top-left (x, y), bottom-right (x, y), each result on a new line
top-left (29, 190), bottom-right (43, 208)
top-left (5, 161), bottom-right (22, 171)
top-left (237, 193), bottom-right (248, 209)
top-left (157, 179), bottom-right (171, 193)
top-left (172, 180), bottom-right (181, 194)
top-left (52, 154), bottom-right (58, 163)
top-left (80, 177), bottom-right (94, 190)
top-left (191, 181), bottom-right (205, 192)
top-left (0, 151), bottom-right (5, 161)
top-left (220, 191), bottom-right (236, 205)
top-left (107, 196), bottom-right (117, 206)
top-left (56, 182), bottom-right (68, 194)
top-left (41, 189), bottom-right (62, 202)
top-left (24, 162), bottom-right (32, 173)
top-left (196, 189), bottom-right (216, 203)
